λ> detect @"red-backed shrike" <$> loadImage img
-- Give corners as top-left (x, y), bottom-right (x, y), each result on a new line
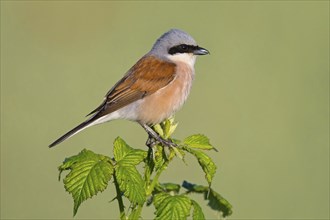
top-left (49, 29), bottom-right (209, 148)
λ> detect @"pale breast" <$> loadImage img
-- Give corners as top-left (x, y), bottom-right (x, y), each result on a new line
top-left (137, 61), bottom-right (194, 125)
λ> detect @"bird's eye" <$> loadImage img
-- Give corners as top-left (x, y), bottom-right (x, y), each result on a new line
top-left (168, 44), bottom-right (192, 55)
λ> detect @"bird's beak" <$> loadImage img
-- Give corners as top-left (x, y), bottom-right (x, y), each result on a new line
top-left (193, 46), bottom-right (210, 55)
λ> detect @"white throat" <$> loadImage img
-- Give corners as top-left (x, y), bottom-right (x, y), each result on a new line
top-left (167, 53), bottom-right (197, 68)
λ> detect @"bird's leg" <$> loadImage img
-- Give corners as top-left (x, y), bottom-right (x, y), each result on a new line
top-left (140, 123), bottom-right (177, 147)
top-left (146, 133), bottom-right (158, 147)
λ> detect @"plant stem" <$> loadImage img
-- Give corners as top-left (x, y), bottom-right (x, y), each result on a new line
top-left (146, 161), bottom-right (168, 196)
top-left (128, 203), bottom-right (143, 219)
top-left (113, 172), bottom-right (126, 220)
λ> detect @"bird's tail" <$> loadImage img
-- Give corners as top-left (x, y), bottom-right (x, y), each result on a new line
top-left (49, 116), bottom-right (96, 148)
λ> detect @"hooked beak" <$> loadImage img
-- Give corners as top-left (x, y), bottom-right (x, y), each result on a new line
top-left (193, 46), bottom-right (210, 55)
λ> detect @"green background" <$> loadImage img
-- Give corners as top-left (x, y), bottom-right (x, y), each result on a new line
top-left (1, 1), bottom-right (329, 219)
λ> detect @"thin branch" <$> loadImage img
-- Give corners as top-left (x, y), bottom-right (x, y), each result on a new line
top-left (113, 172), bottom-right (126, 220)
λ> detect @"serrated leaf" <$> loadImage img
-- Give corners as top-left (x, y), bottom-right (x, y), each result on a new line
top-left (206, 189), bottom-right (233, 218)
top-left (182, 181), bottom-right (232, 217)
top-left (182, 181), bottom-right (233, 218)
top-left (113, 137), bottom-right (147, 165)
top-left (115, 165), bottom-right (146, 205)
top-left (58, 149), bottom-right (101, 179)
top-left (59, 149), bottom-right (114, 216)
top-left (191, 199), bottom-right (205, 220)
top-left (113, 137), bottom-right (134, 161)
top-left (119, 150), bottom-right (147, 166)
top-left (183, 147), bottom-right (216, 185)
top-left (153, 192), bottom-right (170, 208)
top-left (184, 134), bottom-right (214, 150)
top-left (154, 193), bottom-right (191, 220)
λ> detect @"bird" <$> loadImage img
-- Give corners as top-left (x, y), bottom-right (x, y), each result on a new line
top-left (49, 29), bottom-right (209, 148)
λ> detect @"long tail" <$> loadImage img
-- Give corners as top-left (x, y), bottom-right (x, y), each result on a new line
top-left (49, 116), bottom-right (97, 148)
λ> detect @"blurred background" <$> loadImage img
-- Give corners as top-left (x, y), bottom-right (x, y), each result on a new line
top-left (1, 1), bottom-right (329, 219)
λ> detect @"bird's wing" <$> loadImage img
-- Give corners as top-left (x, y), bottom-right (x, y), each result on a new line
top-left (88, 56), bottom-right (177, 117)
top-left (49, 56), bottom-right (176, 148)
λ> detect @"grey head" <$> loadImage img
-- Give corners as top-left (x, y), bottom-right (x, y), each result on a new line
top-left (149, 29), bottom-right (209, 59)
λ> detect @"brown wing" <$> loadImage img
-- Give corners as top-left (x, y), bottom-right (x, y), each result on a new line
top-left (88, 55), bottom-right (177, 118)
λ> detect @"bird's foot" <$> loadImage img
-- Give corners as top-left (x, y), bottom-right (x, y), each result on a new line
top-left (146, 136), bottom-right (177, 148)
top-left (141, 123), bottom-right (177, 148)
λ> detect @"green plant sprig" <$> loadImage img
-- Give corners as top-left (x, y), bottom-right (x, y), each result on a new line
top-left (58, 118), bottom-right (232, 219)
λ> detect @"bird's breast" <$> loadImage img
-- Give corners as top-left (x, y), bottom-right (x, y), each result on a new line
top-left (137, 61), bottom-right (194, 125)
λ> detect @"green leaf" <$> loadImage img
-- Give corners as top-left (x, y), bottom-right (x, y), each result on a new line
top-left (153, 124), bottom-right (164, 138)
top-left (153, 145), bottom-right (167, 171)
top-left (58, 149), bottom-right (114, 216)
top-left (167, 119), bottom-right (178, 138)
top-left (160, 183), bottom-right (181, 193)
top-left (163, 119), bottom-right (171, 139)
top-left (113, 137), bottom-right (147, 165)
top-left (58, 149), bottom-right (102, 179)
top-left (161, 117), bottom-right (178, 139)
top-left (154, 193), bottom-right (191, 220)
top-left (127, 204), bottom-right (143, 220)
top-left (112, 137), bottom-right (147, 205)
top-left (191, 200), bottom-right (205, 220)
top-left (113, 137), bottom-right (134, 161)
top-left (206, 189), bottom-right (233, 218)
top-left (182, 181), bottom-right (233, 218)
top-left (153, 192), bottom-right (169, 208)
top-left (153, 118), bottom-right (178, 139)
top-left (144, 150), bottom-right (155, 186)
top-left (170, 146), bottom-right (184, 160)
top-left (115, 165), bottom-right (146, 205)
top-left (184, 134), bottom-right (215, 150)
top-left (183, 147), bottom-right (217, 185)
top-left (182, 180), bottom-right (209, 193)
top-left (119, 150), bottom-right (147, 166)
